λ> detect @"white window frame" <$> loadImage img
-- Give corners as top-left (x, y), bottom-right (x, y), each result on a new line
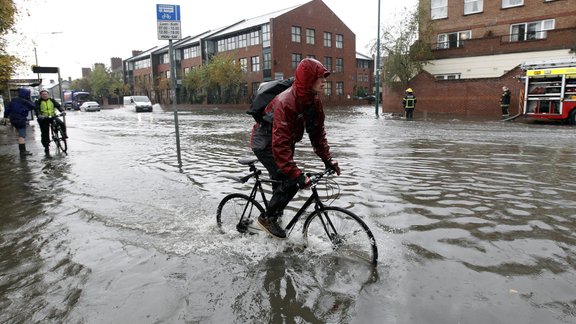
top-left (435, 74), bottom-right (461, 80)
top-left (431, 0), bottom-right (448, 20)
top-left (436, 30), bottom-right (471, 49)
top-left (510, 19), bottom-right (555, 42)
top-left (502, 0), bottom-right (523, 8)
top-left (464, 0), bottom-right (483, 15)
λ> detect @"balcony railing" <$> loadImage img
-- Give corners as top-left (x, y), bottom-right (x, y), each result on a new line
top-left (431, 27), bottom-right (576, 59)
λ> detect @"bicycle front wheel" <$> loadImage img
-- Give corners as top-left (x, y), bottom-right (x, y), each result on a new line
top-left (303, 207), bottom-right (378, 265)
top-left (51, 125), bottom-right (67, 154)
top-left (216, 193), bottom-right (264, 235)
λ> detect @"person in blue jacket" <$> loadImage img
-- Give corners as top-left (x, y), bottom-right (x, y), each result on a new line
top-left (3, 88), bottom-right (36, 156)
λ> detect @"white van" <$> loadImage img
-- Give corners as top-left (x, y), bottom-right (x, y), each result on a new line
top-left (123, 95), bottom-right (153, 112)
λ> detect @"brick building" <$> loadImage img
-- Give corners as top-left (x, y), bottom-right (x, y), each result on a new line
top-left (122, 0), bottom-right (374, 105)
top-left (382, 0), bottom-right (576, 118)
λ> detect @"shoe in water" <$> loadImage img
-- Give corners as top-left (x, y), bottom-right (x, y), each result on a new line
top-left (258, 215), bottom-right (286, 239)
top-left (236, 218), bottom-right (253, 233)
top-left (44, 148), bottom-right (50, 154)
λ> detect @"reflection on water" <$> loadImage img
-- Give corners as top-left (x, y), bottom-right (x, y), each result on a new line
top-left (0, 105), bottom-right (575, 323)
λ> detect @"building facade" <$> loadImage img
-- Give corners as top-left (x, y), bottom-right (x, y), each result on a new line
top-left (123, 0), bottom-right (373, 106)
top-left (382, 0), bottom-right (576, 117)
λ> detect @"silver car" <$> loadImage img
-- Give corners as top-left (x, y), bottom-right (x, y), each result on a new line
top-left (79, 101), bottom-right (101, 112)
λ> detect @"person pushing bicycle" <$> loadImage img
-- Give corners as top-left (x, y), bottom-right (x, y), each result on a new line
top-left (250, 58), bottom-right (341, 239)
top-left (35, 89), bottom-right (67, 155)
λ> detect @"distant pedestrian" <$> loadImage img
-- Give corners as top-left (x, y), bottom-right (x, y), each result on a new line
top-left (3, 88), bottom-right (35, 156)
top-left (402, 88), bottom-right (417, 120)
top-left (35, 89), bottom-right (67, 155)
top-left (500, 86), bottom-right (511, 117)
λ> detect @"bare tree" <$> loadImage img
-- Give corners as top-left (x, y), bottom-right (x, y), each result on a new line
top-left (371, 4), bottom-right (435, 90)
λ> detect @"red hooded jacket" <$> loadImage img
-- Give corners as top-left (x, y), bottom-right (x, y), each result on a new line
top-left (251, 58), bottom-right (332, 180)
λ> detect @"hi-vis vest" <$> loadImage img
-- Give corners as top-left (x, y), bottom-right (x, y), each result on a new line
top-left (39, 99), bottom-right (56, 117)
top-left (403, 94), bottom-right (416, 109)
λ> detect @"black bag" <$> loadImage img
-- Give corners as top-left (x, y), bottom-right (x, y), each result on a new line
top-left (247, 77), bottom-right (294, 122)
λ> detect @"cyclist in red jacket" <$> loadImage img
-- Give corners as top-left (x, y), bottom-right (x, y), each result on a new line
top-left (250, 58), bottom-right (340, 238)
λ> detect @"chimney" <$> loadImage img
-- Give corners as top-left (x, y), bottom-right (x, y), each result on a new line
top-left (132, 50), bottom-right (143, 57)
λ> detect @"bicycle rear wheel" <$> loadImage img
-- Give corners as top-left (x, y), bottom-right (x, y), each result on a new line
top-left (51, 124), bottom-right (67, 154)
top-left (216, 193), bottom-right (264, 235)
top-left (303, 207), bottom-right (378, 265)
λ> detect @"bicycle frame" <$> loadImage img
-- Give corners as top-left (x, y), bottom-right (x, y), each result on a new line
top-left (243, 163), bottom-right (329, 236)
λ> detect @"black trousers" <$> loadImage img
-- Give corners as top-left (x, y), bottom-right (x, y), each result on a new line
top-left (253, 148), bottom-right (299, 220)
top-left (405, 108), bottom-right (414, 119)
top-left (38, 117), bottom-right (67, 148)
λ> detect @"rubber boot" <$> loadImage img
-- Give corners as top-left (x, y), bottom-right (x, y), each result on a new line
top-left (19, 144), bottom-right (32, 156)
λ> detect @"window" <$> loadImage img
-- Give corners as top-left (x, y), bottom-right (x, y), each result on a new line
top-left (160, 53), bottom-right (169, 64)
top-left (435, 74), bottom-right (461, 80)
top-left (251, 56), bottom-right (260, 72)
top-left (336, 58), bottom-right (343, 72)
top-left (437, 30), bottom-right (471, 49)
top-left (252, 82), bottom-right (260, 96)
top-left (324, 81), bottom-right (332, 96)
top-left (292, 26), bottom-right (301, 43)
top-left (239, 58), bottom-right (247, 72)
top-left (464, 0), bottom-right (483, 14)
top-left (306, 28), bottom-right (315, 45)
top-left (431, 0), bottom-right (448, 19)
top-left (292, 53), bottom-right (302, 69)
top-left (510, 19), bottom-right (554, 41)
top-left (336, 34), bottom-right (343, 48)
top-left (226, 36), bottom-right (237, 51)
top-left (183, 46), bottom-right (200, 59)
top-left (336, 82), bottom-right (344, 96)
top-left (323, 32), bottom-right (332, 47)
top-left (217, 39), bottom-right (226, 52)
top-left (263, 51), bottom-right (271, 70)
top-left (324, 57), bottom-right (332, 72)
top-left (502, 0), bottom-right (523, 8)
top-left (262, 24), bottom-right (270, 47)
top-left (238, 34), bottom-right (248, 48)
top-left (249, 30), bottom-right (260, 46)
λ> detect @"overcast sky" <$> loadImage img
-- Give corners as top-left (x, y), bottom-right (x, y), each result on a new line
top-left (9, 0), bottom-right (417, 81)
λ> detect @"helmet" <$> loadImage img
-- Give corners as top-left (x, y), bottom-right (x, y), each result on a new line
top-left (406, 88), bottom-right (413, 93)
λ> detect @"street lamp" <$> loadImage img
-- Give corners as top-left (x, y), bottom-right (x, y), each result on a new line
top-left (375, 0), bottom-right (381, 117)
top-left (33, 31), bottom-right (63, 79)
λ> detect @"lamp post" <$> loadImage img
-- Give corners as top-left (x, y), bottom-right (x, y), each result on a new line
top-left (374, 0), bottom-right (381, 117)
top-left (33, 31), bottom-right (63, 80)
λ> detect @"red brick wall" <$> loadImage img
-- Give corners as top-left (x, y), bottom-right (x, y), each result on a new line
top-left (382, 66), bottom-right (524, 118)
top-left (271, 0), bottom-right (357, 104)
top-left (423, 0), bottom-right (576, 40)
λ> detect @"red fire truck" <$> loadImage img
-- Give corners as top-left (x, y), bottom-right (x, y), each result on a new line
top-left (521, 58), bottom-right (576, 125)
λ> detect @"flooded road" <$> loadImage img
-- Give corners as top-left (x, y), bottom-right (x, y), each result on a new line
top-left (0, 105), bottom-right (575, 323)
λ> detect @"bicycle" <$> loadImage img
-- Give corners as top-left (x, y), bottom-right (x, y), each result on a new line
top-left (216, 157), bottom-right (378, 265)
top-left (48, 112), bottom-right (67, 154)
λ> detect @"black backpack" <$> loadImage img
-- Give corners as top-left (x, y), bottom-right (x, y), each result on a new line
top-left (247, 77), bottom-right (294, 122)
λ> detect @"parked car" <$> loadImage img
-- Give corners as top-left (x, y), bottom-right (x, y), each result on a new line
top-left (79, 101), bottom-right (101, 112)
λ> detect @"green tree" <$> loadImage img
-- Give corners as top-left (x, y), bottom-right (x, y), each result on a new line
top-left (70, 78), bottom-right (91, 93)
top-left (182, 65), bottom-right (207, 104)
top-left (0, 0), bottom-right (22, 85)
top-left (372, 4), bottom-right (435, 89)
top-left (88, 64), bottom-right (111, 102)
top-left (205, 52), bottom-right (244, 104)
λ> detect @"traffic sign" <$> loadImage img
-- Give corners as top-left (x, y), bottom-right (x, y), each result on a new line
top-left (157, 4), bottom-right (180, 21)
top-left (32, 66), bottom-right (59, 73)
top-left (156, 4), bottom-right (181, 40)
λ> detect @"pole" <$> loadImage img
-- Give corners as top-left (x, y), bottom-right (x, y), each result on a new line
top-left (169, 39), bottom-right (182, 167)
top-left (374, 0), bottom-right (380, 117)
top-left (374, 0), bottom-right (381, 117)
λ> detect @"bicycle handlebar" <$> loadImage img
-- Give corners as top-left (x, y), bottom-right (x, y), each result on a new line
top-left (307, 168), bottom-right (335, 185)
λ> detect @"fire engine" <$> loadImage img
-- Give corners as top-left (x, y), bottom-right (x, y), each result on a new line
top-left (521, 58), bottom-right (576, 125)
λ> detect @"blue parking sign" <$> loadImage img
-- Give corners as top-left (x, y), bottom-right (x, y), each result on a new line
top-left (157, 4), bottom-right (180, 21)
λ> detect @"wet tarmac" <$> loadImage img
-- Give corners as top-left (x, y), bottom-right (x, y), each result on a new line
top-left (0, 105), bottom-right (575, 323)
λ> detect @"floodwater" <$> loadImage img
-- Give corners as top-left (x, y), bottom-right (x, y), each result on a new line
top-left (0, 105), bottom-right (575, 324)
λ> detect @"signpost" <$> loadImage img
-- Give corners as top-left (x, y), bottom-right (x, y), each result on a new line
top-left (157, 4), bottom-right (182, 167)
